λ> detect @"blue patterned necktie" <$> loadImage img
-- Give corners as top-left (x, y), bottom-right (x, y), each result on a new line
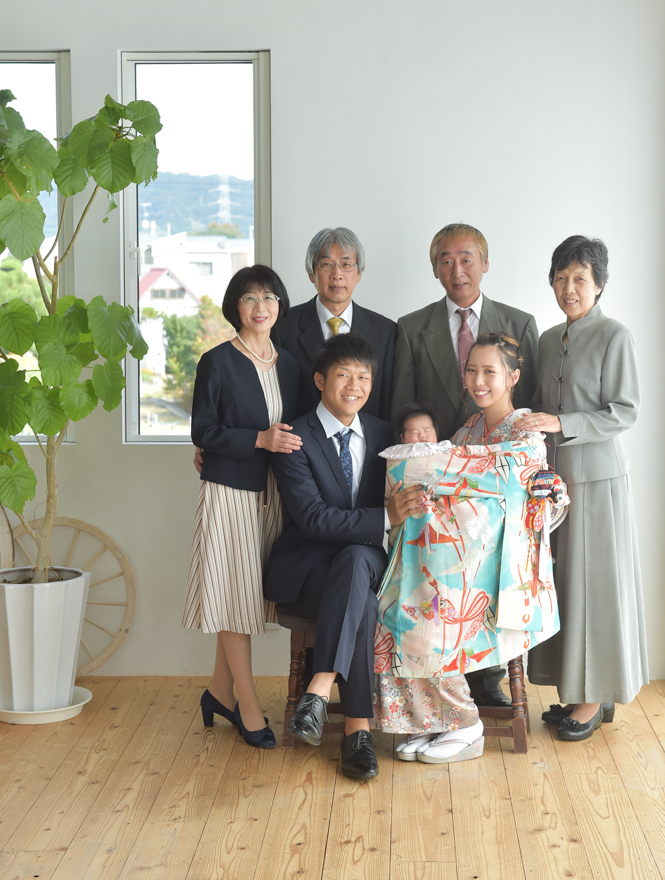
top-left (335, 430), bottom-right (354, 495)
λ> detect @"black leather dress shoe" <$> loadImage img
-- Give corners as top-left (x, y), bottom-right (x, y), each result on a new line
top-left (543, 702), bottom-right (615, 726)
top-left (472, 690), bottom-right (512, 708)
top-left (558, 705), bottom-right (604, 741)
top-left (340, 730), bottom-right (379, 779)
top-left (287, 693), bottom-right (328, 746)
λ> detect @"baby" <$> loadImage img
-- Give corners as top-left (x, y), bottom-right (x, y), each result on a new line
top-left (397, 402), bottom-right (439, 444)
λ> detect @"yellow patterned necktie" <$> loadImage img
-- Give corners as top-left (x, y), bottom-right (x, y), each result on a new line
top-left (327, 316), bottom-right (344, 336)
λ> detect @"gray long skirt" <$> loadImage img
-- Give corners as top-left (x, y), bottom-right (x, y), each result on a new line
top-left (528, 474), bottom-right (649, 704)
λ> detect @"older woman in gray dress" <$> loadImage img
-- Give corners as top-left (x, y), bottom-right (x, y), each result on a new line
top-left (515, 235), bottom-right (648, 741)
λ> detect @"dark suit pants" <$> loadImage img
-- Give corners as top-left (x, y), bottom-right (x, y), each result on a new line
top-left (465, 665), bottom-right (505, 697)
top-left (282, 544), bottom-right (386, 719)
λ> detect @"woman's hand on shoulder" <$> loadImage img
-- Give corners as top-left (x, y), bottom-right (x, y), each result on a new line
top-left (256, 422), bottom-right (303, 453)
top-left (514, 412), bottom-right (562, 434)
top-left (464, 413), bottom-right (482, 428)
top-left (194, 447), bottom-right (203, 473)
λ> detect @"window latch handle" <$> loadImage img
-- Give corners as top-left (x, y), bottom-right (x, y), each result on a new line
top-left (128, 241), bottom-right (140, 260)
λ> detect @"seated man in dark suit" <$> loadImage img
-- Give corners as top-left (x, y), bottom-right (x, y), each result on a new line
top-left (264, 334), bottom-right (421, 779)
top-left (271, 227), bottom-right (396, 420)
top-left (391, 222), bottom-right (540, 709)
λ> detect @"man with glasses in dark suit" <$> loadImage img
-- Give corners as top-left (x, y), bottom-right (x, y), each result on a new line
top-left (272, 227), bottom-right (396, 420)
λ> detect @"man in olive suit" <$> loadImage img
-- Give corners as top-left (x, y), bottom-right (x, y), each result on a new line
top-left (391, 222), bottom-right (539, 707)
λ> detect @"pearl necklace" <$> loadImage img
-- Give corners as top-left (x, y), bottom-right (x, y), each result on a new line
top-left (236, 334), bottom-right (275, 364)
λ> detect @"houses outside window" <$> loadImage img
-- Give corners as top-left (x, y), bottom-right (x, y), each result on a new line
top-left (122, 52), bottom-right (271, 442)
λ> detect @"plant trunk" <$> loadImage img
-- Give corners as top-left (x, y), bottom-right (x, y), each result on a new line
top-left (34, 435), bottom-right (58, 583)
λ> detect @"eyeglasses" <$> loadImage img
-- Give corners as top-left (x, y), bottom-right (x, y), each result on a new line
top-left (239, 294), bottom-right (280, 305)
top-left (316, 260), bottom-right (358, 273)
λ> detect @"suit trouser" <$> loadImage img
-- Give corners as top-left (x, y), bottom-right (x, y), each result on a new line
top-left (465, 665), bottom-right (505, 696)
top-left (282, 544), bottom-right (385, 719)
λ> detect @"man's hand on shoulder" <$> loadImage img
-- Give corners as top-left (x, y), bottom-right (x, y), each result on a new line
top-left (387, 480), bottom-right (425, 526)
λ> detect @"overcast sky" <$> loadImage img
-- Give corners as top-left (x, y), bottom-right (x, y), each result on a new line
top-left (136, 62), bottom-right (254, 180)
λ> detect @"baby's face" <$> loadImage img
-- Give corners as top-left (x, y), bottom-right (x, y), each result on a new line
top-left (401, 415), bottom-right (438, 443)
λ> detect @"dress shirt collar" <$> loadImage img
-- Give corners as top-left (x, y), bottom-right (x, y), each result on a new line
top-left (445, 292), bottom-right (483, 320)
top-left (316, 401), bottom-right (365, 440)
top-left (316, 297), bottom-right (354, 330)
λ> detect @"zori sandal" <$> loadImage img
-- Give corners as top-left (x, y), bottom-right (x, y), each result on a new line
top-left (395, 732), bottom-right (438, 761)
top-left (417, 719), bottom-right (485, 764)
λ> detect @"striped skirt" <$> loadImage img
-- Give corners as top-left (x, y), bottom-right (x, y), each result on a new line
top-left (182, 472), bottom-right (282, 634)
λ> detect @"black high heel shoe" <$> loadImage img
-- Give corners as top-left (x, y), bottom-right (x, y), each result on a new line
top-left (234, 702), bottom-right (276, 749)
top-left (200, 689), bottom-right (237, 728)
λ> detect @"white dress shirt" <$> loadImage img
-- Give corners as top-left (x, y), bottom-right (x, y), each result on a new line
top-left (316, 298), bottom-right (354, 338)
top-left (446, 293), bottom-right (483, 358)
top-left (316, 402), bottom-right (391, 530)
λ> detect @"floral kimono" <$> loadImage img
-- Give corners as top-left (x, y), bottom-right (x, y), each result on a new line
top-left (373, 410), bottom-right (561, 734)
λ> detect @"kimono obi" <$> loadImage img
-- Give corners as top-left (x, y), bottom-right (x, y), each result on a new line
top-left (375, 439), bottom-right (560, 679)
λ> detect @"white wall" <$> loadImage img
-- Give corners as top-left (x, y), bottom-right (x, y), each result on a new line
top-left (3, 0), bottom-right (664, 679)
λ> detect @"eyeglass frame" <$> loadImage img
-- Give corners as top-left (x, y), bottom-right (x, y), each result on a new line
top-left (315, 260), bottom-right (359, 273)
top-left (238, 293), bottom-right (281, 305)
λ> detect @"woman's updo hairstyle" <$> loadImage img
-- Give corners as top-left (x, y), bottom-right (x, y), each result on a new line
top-left (466, 332), bottom-right (523, 404)
top-left (548, 235), bottom-right (608, 299)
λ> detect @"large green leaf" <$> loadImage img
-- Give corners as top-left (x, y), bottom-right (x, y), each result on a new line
top-left (34, 314), bottom-right (80, 352)
top-left (0, 195), bottom-right (45, 260)
top-left (92, 360), bottom-right (125, 411)
top-left (0, 460), bottom-right (36, 513)
top-left (69, 341), bottom-right (98, 366)
top-left (59, 379), bottom-right (98, 420)
top-left (7, 129), bottom-right (59, 178)
top-left (130, 136), bottom-right (158, 184)
top-left (96, 95), bottom-right (127, 127)
top-left (38, 341), bottom-right (83, 385)
top-left (68, 119), bottom-right (114, 168)
top-left (0, 427), bottom-right (27, 464)
top-left (0, 358), bottom-right (21, 384)
top-left (0, 380), bottom-right (31, 433)
top-left (0, 91), bottom-right (17, 108)
top-left (90, 138), bottom-right (135, 193)
top-left (53, 146), bottom-right (88, 197)
top-left (127, 314), bottom-right (148, 360)
top-left (0, 298), bottom-right (38, 355)
top-left (0, 163), bottom-right (28, 199)
top-left (125, 100), bottom-right (162, 137)
top-left (0, 106), bottom-right (26, 141)
top-left (87, 296), bottom-right (132, 360)
top-left (63, 298), bottom-right (89, 333)
top-left (28, 385), bottom-right (67, 435)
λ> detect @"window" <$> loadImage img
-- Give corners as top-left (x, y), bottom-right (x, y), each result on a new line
top-left (122, 52), bottom-right (271, 442)
top-left (190, 262), bottom-right (213, 275)
top-left (0, 52), bottom-right (73, 442)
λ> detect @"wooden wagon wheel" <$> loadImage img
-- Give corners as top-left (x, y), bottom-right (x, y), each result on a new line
top-left (11, 517), bottom-right (137, 676)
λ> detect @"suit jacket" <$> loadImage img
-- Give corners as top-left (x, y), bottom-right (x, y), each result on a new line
top-left (191, 341), bottom-right (299, 491)
top-left (271, 296), bottom-right (396, 420)
top-left (391, 295), bottom-right (539, 440)
top-left (533, 304), bottom-right (639, 484)
top-left (264, 409), bottom-right (394, 603)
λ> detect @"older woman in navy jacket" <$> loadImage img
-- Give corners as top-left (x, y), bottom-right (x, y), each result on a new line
top-left (183, 265), bottom-right (299, 748)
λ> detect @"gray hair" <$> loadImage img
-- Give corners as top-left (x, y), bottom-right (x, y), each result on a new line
top-left (305, 227), bottom-right (366, 275)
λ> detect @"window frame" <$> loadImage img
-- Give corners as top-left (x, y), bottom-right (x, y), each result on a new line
top-left (120, 50), bottom-right (272, 445)
top-left (0, 51), bottom-right (76, 444)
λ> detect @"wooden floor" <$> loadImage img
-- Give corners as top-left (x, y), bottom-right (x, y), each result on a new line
top-left (2, 677), bottom-right (665, 880)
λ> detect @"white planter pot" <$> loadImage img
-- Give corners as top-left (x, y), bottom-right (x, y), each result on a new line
top-left (0, 567), bottom-right (90, 712)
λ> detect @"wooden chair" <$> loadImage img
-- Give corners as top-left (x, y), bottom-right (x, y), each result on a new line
top-left (476, 656), bottom-right (530, 753)
top-left (275, 605), bottom-right (345, 748)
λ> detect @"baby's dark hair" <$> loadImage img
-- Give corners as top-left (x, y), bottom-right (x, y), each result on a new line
top-left (397, 402), bottom-right (439, 439)
top-left (466, 332), bottom-right (523, 403)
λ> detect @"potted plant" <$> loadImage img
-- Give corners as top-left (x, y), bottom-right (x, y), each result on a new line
top-left (0, 89), bottom-right (160, 715)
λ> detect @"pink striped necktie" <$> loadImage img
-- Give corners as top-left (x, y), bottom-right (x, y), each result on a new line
top-left (456, 308), bottom-right (474, 380)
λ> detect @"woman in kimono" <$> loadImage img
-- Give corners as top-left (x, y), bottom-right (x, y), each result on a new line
top-left (516, 235), bottom-right (648, 741)
top-left (378, 332), bottom-right (540, 763)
